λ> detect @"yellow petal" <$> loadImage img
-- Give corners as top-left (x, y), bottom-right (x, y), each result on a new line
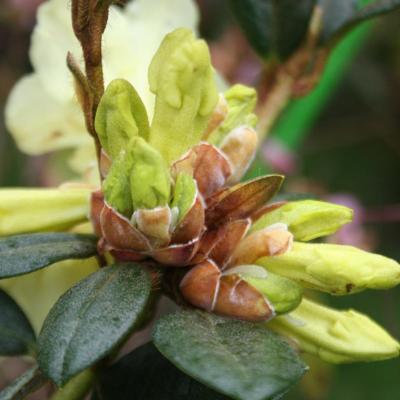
top-left (0, 187), bottom-right (91, 236)
top-left (0, 258), bottom-right (98, 333)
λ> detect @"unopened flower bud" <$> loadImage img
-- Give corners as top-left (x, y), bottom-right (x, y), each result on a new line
top-left (257, 242), bottom-right (400, 295)
top-left (202, 94), bottom-right (228, 140)
top-left (148, 28), bottom-right (218, 163)
top-left (268, 298), bottom-right (400, 363)
top-left (133, 206), bottom-right (172, 247)
top-left (229, 223), bottom-right (293, 267)
top-left (224, 265), bottom-right (303, 314)
top-left (180, 260), bottom-right (274, 322)
top-left (171, 143), bottom-right (232, 199)
top-left (250, 200), bottom-right (353, 241)
top-left (221, 126), bottom-right (258, 184)
top-left (130, 138), bottom-right (171, 210)
top-left (95, 79), bottom-right (150, 159)
top-left (208, 84), bottom-right (257, 146)
top-left (103, 148), bottom-right (134, 216)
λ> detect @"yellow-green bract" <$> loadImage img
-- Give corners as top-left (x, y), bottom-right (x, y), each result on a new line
top-left (103, 147), bottom-right (135, 216)
top-left (95, 79), bottom-right (150, 159)
top-left (129, 138), bottom-right (171, 210)
top-left (170, 172), bottom-right (198, 223)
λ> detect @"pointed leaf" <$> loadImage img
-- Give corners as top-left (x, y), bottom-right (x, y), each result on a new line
top-left (353, 0), bottom-right (400, 19)
top-left (0, 233), bottom-right (98, 279)
top-left (321, 0), bottom-right (400, 44)
top-left (0, 289), bottom-right (36, 356)
top-left (0, 366), bottom-right (48, 400)
top-left (319, 0), bottom-right (358, 43)
top-left (153, 310), bottom-right (308, 400)
top-left (93, 342), bottom-right (230, 400)
top-left (37, 263), bottom-right (152, 386)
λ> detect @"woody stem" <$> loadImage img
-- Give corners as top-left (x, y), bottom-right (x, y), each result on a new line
top-left (256, 70), bottom-right (294, 140)
top-left (71, 0), bottom-right (112, 175)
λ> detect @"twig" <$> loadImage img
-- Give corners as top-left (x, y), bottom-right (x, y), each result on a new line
top-left (256, 5), bottom-right (326, 140)
top-left (69, 0), bottom-right (113, 179)
top-left (50, 369), bottom-right (95, 400)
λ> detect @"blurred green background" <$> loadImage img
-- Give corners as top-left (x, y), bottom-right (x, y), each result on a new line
top-left (0, 1), bottom-right (399, 399)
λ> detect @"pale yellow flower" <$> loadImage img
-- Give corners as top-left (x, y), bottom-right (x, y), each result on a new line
top-left (4, 0), bottom-right (199, 178)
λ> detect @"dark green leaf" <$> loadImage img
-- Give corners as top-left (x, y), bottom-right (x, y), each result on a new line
top-left (229, 0), bottom-right (316, 59)
top-left (0, 366), bottom-right (48, 400)
top-left (319, 0), bottom-right (358, 43)
top-left (153, 311), bottom-right (307, 400)
top-left (37, 263), bottom-right (152, 386)
top-left (0, 289), bottom-right (35, 356)
top-left (0, 233), bottom-right (98, 279)
top-left (320, 0), bottom-right (400, 44)
top-left (93, 342), bottom-right (230, 400)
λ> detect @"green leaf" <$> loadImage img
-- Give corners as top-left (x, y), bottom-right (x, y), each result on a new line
top-left (229, 0), bottom-right (316, 59)
top-left (37, 263), bottom-right (152, 386)
top-left (0, 289), bottom-right (36, 356)
top-left (319, 0), bottom-right (358, 43)
top-left (0, 233), bottom-right (98, 279)
top-left (353, 0), bottom-right (400, 18)
top-left (0, 366), bottom-right (48, 400)
top-left (153, 311), bottom-right (308, 400)
top-left (93, 342), bottom-right (231, 399)
top-left (320, 0), bottom-right (400, 44)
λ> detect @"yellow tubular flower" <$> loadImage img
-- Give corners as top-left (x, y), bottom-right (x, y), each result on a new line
top-left (268, 298), bottom-right (400, 363)
top-left (250, 200), bottom-right (353, 241)
top-left (257, 242), bottom-right (400, 295)
top-left (0, 187), bottom-right (91, 236)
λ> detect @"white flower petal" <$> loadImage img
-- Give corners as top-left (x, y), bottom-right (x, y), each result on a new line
top-left (30, 0), bottom-right (80, 101)
top-left (68, 144), bottom-right (100, 184)
top-left (5, 74), bottom-right (90, 155)
top-left (7, 0), bottom-right (201, 168)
